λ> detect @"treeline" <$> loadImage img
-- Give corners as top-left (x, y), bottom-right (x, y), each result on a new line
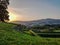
top-left (31, 24), bottom-right (60, 33)
top-left (14, 24), bottom-right (60, 33)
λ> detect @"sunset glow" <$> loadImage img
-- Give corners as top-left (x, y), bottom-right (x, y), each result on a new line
top-left (8, 8), bottom-right (24, 22)
top-left (9, 12), bottom-right (17, 22)
top-left (8, 7), bottom-right (19, 22)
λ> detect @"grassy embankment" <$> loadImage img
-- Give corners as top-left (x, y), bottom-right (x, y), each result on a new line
top-left (0, 22), bottom-right (60, 45)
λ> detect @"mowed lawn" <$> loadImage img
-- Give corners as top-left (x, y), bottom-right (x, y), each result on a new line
top-left (0, 22), bottom-right (60, 45)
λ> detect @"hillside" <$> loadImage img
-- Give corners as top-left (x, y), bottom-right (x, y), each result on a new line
top-left (13, 18), bottom-right (60, 26)
top-left (0, 22), bottom-right (60, 45)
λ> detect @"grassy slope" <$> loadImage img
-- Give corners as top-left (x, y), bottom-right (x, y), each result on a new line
top-left (0, 22), bottom-right (60, 45)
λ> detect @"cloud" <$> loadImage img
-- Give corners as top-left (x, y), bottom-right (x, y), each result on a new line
top-left (8, 7), bottom-right (26, 21)
top-left (8, 0), bottom-right (60, 21)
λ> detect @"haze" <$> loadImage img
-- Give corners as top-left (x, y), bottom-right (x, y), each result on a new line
top-left (8, 0), bottom-right (60, 21)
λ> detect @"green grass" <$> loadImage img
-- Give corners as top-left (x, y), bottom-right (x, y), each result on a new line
top-left (0, 22), bottom-right (60, 45)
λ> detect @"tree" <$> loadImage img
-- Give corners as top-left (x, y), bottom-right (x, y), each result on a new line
top-left (0, 0), bottom-right (9, 22)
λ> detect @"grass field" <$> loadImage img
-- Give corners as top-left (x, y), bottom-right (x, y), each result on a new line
top-left (0, 22), bottom-right (60, 45)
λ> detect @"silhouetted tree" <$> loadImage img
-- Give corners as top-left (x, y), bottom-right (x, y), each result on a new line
top-left (0, 0), bottom-right (9, 22)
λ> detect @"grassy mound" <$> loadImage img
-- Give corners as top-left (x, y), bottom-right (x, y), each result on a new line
top-left (0, 22), bottom-right (60, 45)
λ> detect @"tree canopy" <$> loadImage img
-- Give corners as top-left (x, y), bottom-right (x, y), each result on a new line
top-left (0, 0), bottom-right (9, 22)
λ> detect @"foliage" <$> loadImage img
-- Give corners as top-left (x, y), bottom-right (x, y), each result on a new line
top-left (0, 22), bottom-right (60, 45)
top-left (14, 24), bottom-right (28, 32)
top-left (30, 24), bottom-right (60, 33)
top-left (0, 0), bottom-right (9, 22)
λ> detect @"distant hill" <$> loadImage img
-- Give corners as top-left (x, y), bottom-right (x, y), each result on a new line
top-left (12, 18), bottom-right (60, 26)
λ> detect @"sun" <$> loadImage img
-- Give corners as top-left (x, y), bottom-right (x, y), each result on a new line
top-left (8, 7), bottom-right (25, 22)
top-left (9, 12), bottom-right (17, 22)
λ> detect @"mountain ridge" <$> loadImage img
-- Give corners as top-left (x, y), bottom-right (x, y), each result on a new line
top-left (12, 18), bottom-right (60, 26)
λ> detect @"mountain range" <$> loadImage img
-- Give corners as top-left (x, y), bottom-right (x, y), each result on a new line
top-left (12, 18), bottom-right (60, 26)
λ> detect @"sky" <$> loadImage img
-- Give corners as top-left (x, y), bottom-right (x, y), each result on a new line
top-left (8, 0), bottom-right (60, 21)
